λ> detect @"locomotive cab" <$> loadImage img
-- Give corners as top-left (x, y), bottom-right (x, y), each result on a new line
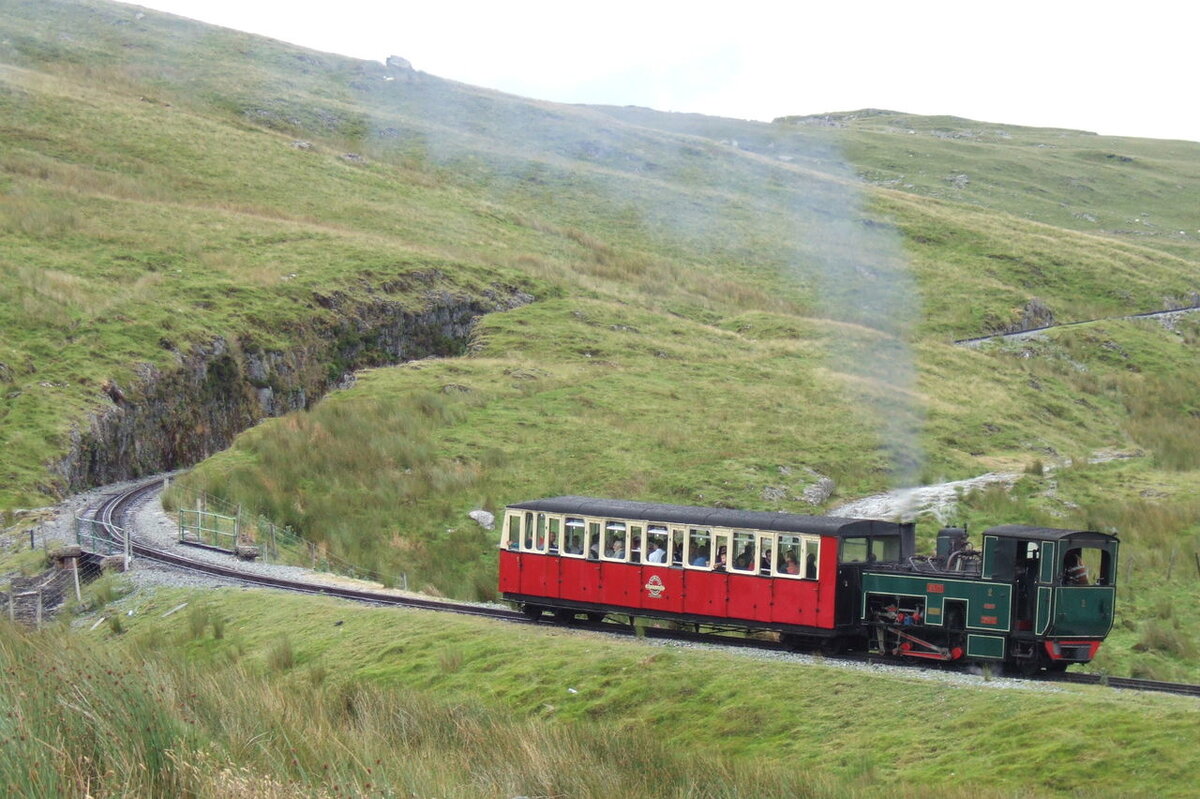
top-left (983, 525), bottom-right (1118, 669)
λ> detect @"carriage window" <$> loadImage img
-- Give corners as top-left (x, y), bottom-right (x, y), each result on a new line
top-left (504, 513), bottom-right (521, 549)
top-left (731, 530), bottom-right (757, 573)
top-left (602, 521), bottom-right (627, 561)
top-left (712, 530), bottom-right (731, 571)
top-left (672, 529), bottom-right (685, 565)
top-left (547, 517), bottom-right (561, 553)
top-left (563, 518), bottom-right (585, 557)
top-left (587, 522), bottom-right (601, 559)
top-left (629, 525), bottom-right (643, 563)
top-left (776, 535), bottom-right (803, 578)
top-left (522, 513), bottom-right (549, 553)
top-left (646, 525), bottom-right (670, 564)
top-left (757, 534), bottom-right (775, 575)
top-left (806, 539), bottom-right (820, 578)
top-left (686, 528), bottom-right (712, 568)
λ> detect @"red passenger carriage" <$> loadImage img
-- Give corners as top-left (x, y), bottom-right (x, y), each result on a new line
top-left (498, 496), bottom-right (914, 645)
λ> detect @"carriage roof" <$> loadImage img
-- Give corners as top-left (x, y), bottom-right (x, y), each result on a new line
top-left (507, 496), bottom-right (912, 538)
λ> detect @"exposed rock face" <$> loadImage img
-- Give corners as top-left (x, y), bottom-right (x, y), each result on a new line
top-left (1007, 298), bottom-right (1056, 333)
top-left (54, 287), bottom-right (533, 493)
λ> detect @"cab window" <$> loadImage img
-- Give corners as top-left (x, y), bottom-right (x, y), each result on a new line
top-left (874, 536), bottom-right (900, 562)
top-left (841, 536), bottom-right (898, 564)
top-left (1063, 546), bottom-right (1112, 586)
top-left (841, 537), bottom-right (869, 563)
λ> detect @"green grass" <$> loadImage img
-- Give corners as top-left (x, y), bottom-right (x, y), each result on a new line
top-left (1, 4), bottom-right (1200, 789)
top-left (2, 0), bottom-right (1198, 662)
top-left (3, 1), bottom-right (1199, 508)
top-left (7, 585), bottom-right (1192, 798)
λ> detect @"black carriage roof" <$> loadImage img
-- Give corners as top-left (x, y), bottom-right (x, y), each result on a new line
top-left (507, 496), bottom-right (911, 538)
top-left (983, 524), bottom-right (1119, 543)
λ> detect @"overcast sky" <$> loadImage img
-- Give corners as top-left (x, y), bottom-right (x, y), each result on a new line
top-left (132, 0), bottom-right (1197, 143)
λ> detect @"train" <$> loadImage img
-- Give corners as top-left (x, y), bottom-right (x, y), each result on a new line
top-left (497, 496), bottom-right (1118, 674)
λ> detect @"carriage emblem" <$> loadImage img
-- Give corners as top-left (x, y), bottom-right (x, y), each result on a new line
top-left (645, 575), bottom-right (666, 599)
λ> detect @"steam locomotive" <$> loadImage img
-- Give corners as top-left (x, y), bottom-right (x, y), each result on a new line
top-left (497, 496), bottom-right (1118, 673)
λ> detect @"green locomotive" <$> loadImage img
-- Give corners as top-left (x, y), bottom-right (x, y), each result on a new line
top-left (858, 524), bottom-right (1118, 674)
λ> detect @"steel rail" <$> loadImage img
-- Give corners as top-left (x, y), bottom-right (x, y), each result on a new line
top-left (85, 478), bottom-right (525, 623)
top-left (84, 477), bottom-right (1200, 700)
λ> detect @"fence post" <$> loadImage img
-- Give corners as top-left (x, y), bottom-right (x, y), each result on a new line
top-left (35, 589), bottom-right (42, 630)
top-left (7, 593), bottom-right (12, 622)
top-left (72, 556), bottom-right (82, 603)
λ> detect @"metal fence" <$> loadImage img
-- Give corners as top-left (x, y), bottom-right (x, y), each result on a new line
top-left (170, 489), bottom-right (406, 588)
top-left (178, 507), bottom-right (239, 550)
top-left (75, 513), bottom-right (125, 557)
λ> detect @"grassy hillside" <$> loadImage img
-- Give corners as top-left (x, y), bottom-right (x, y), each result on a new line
top-left (6, 588), bottom-right (1198, 798)
top-left (2, 0), bottom-right (1200, 678)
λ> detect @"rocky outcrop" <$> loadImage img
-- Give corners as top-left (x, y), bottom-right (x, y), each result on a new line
top-left (54, 285), bottom-right (533, 493)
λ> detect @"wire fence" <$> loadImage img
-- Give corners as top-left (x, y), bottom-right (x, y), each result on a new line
top-left (172, 490), bottom-right (407, 589)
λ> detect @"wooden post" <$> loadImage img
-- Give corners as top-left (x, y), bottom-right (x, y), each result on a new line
top-left (35, 589), bottom-right (42, 630)
top-left (7, 593), bottom-right (12, 622)
top-left (72, 556), bottom-right (82, 603)
top-left (1194, 551), bottom-right (1199, 580)
top-left (1167, 548), bottom-right (1177, 581)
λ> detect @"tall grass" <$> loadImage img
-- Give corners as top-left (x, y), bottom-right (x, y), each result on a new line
top-left (0, 619), bottom-right (883, 798)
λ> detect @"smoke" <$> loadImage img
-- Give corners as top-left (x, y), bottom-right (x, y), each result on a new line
top-left (788, 137), bottom-right (925, 486)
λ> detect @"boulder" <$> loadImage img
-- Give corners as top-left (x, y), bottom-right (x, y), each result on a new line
top-left (468, 510), bottom-right (495, 530)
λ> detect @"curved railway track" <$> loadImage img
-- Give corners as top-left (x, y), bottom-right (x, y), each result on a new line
top-left (85, 477), bottom-right (1200, 700)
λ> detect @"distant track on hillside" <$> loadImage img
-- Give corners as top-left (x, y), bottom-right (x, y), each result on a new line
top-left (84, 477), bottom-right (1200, 700)
top-left (953, 304), bottom-right (1200, 347)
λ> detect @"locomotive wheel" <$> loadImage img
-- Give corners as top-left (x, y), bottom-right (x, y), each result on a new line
top-left (553, 608), bottom-right (577, 624)
top-left (585, 612), bottom-right (606, 623)
top-left (522, 604), bottom-right (546, 621)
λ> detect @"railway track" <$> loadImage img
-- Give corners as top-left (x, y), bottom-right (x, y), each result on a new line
top-left (84, 477), bottom-right (524, 624)
top-left (84, 477), bottom-right (1200, 700)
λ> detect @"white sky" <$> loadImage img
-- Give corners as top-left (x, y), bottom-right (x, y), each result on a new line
top-left (132, 0), bottom-right (1198, 143)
